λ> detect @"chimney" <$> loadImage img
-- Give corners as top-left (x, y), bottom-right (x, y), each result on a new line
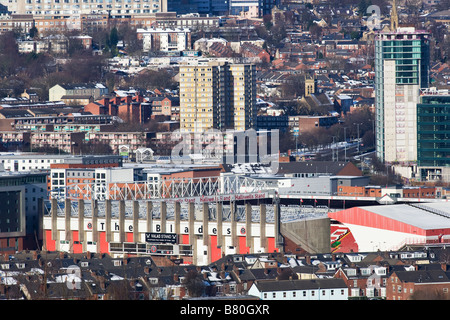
top-left (173, 274), bottom-right (179, 282)
top-left (306, 255), bottom-right (311, 265)
top-left (441, 263), bottom-right (447, 272)
top-left (87, 251), bottom-right (92, 260)
top-left (99, 277), bottom-right (106, 291)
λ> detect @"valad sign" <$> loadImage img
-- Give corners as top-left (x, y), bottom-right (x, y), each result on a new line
top-left (145, 232), bottom-right (178, 244)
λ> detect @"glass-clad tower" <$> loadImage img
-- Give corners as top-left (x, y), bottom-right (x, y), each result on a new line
top-left (417, 94), bottom-right (450, 167)
top-left (374, 27), bottom-right (430, 163)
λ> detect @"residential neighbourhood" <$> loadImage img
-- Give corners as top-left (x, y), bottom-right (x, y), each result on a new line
top-left (0, 0), bottom-right (449, 302)
top-left (2, 248), bottom-right (450, 300)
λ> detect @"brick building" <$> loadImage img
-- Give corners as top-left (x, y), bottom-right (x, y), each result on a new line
top-left (297, 115), bottom-right (339, 134)
top-left (84, 94), bottom-right (153, 124)
top-left (387, 268), bottom-right (450, 300)
top-left (240, 43), bottom-right (270, 64)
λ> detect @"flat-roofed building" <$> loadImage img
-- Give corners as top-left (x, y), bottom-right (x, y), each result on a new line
top-left (0, 171), bottom-right (48, 253)
top-left (179, 61), bottom-right (256, 133)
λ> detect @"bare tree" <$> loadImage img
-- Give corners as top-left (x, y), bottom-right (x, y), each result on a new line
top-left (182, 269), bottom-right (205, 298)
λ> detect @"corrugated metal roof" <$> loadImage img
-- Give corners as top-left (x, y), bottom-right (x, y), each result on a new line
top-left (362, 204), bottom-right (450, 230)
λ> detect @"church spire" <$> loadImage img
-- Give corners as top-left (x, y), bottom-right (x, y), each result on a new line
top-left (390, 0), bottom-right (399, 31)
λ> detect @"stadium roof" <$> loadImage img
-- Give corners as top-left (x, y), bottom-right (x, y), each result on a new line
top-left (358, 203), bottom-right (450, 230)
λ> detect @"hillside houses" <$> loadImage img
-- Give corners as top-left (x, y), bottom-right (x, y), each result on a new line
top-left (2, 248), bottom-right (450, 300)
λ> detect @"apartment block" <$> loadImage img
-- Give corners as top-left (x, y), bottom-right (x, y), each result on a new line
top-left (0, 13), bottom-right (34, 33)
top-left (30, 131), bottom-right (85, 154)
top-left (85, 131), bottom-right (152, 155)
top-left (417, 92), bottom-right (450, 168)
top-left (230, 63), bottom-right (257, 131)
top-left (49, 164), bottom-right (135, 200)
top-left (0, 171), bottom-right (48, 253)
top-left (416, 90), bottom-right (450, 182)
top-left (374, 26), bottom-right (430, 163)
top-left (0, 154), bottom-right (122, 172)
top-left (179, 61), bottom-right (256, 133)
top-left (136, 27), bottom-right (191, 52)
top-left (2, 0), bottom-right (166, 16)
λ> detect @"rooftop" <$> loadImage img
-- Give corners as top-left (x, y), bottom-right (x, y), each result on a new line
top-left (361, 203), bottom-right (450, 230)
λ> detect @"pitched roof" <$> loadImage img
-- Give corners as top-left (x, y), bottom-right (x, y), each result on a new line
top-left (253, 278), bottom-right (347, 292)
top-left (0, 109), bottom-right (33, 118)
top-left (394, 270), bottom-right (450, 284)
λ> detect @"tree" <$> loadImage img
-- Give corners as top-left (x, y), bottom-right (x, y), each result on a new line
top-left (340, 107), bottom-right (374, 143)
top-left (0, 32), bottom-right (20, 78)
top-left (183, 269), bottom-right (205, 298)
top-left (29, 26), bottom-right (38, 39)
top-left (107, 280), bottom-right (132, 300)
top-left (279, 74), bottom-right (305, 99)
top-left (61, 52), bottom-right (107, 83)
top-left (263, 14), bottom-right (273, 31)
top-left (279, 131), bottom-right (295, 154)
top-left (309, 23), bottom-right (323, 41)
top-left (117, 23), bottom-right (143, 56)
top-left (358, 0), bottom-right (371, 17)
top-left (132, 69), bottom-right (176, 90)
top-left (109, 27), bottom-right (119, 49)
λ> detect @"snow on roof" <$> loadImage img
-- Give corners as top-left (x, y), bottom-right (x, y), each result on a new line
top-left (362, 204), bottom-right (450, 230)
